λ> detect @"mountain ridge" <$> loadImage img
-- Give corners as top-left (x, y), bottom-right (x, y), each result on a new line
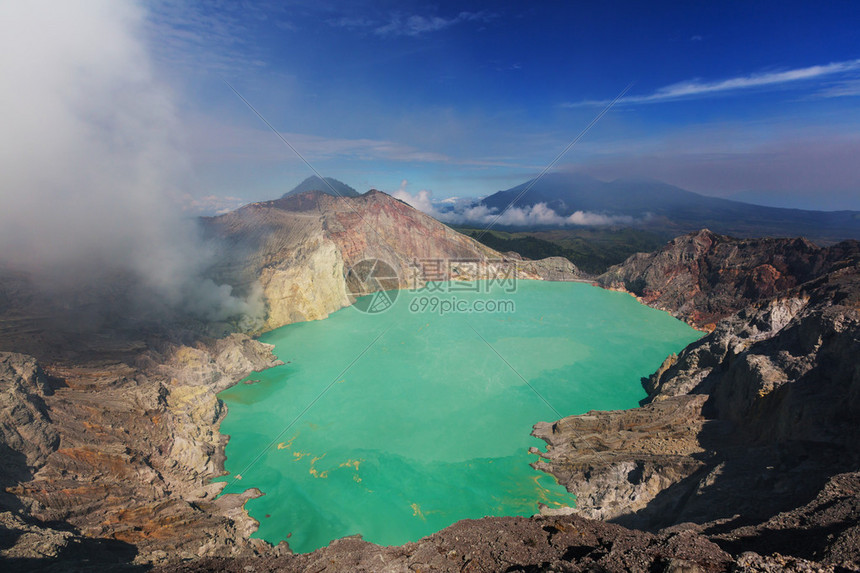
top-left (1, 192), bottom-right (859, 570)
top-left (202, 189), bottom-right (579, 331)
top-left (281, 175), bottom-right (360, 199)
top-left (478, 172), bottom-right (860, 243)
top-left (531, 230), bottom-right (860, 559)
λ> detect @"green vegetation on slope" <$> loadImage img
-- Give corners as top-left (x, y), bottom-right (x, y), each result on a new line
top-left (480, 173), bottom-right (860, 244)
top-left (455, 226), bottom-right (670, 275)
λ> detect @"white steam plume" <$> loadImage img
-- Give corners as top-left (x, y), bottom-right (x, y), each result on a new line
top-left (0, 1), bottom-right (262, 327)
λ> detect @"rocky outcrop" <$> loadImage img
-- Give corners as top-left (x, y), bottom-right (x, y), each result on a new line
top-left (202, 196), bottom-right (352, 330)
top-left (531, 231), bottom-right (860, 567)
top-left (0, 353), bottom-right (59, 501)
top-left (204, 190), bottom-right (583, 331)
top-left (597, 229), bottom-right (860, 329)
top-left (156, 513), bottom-right (734, 573)
top-left (531, 395), bottom-right (718, 523)
top-left (711, 471), bottom-right (860, 568)
top-left (0, 335), bottom-right (282, 565)
top-left (515, 255), bottom-right (581, 281)
top-left (0, 510), bottom-right (145, 571)
top-left (2, 211), bottom-right (859, 570)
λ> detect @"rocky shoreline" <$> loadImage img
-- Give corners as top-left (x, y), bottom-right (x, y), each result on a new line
top-left (528, 230), bottom-right (860, 566)
top-left (2, 191), bottom-right (859, 571)
top-left (0, 334), bottom-right (286, 569)
top-left (0, 191), bottom-right (583, 569)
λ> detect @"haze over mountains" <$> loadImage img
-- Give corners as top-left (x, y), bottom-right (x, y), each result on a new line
top-left (3, 1), bottom-right (860, 569)
top-left (282, 176), bottom-right (360, 199)
top-left (272, 173), bottom-right (860, 274)
top-left (3, 187), bottom-right (859, 570)
top-left (406, 172), bottom-right (860, 245)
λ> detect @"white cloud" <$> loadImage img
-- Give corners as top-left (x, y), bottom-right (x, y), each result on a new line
top-left (458, 203), bottom-right (633, 227)
top-left (392, 186), bottom-right (632, 227)
top-left (565, 58), bottom-right (860, 106)
top-left (375, 11), bottom-right (492, 37)
top-left (815, 79), bottom-right (860, 99)
top-left (145, 0), bottom-right (270, 74)
top-left (392, 180), bottom-right (439, 215)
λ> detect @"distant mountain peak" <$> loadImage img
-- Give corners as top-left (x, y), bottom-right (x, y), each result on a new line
top-left (477, 172), bottom-right (860, 243)
top-left (282, 176), bottom-right (359, 198)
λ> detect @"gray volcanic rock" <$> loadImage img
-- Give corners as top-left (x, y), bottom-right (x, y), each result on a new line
top-left (597, 229), bottom-right (860, 329)
top-left (531, 395), bottom-right (719, 523)
top-left (0, 511), bottom-right (75, 561)
top-left (155, 514), bottom-right (734, 573)
top-left (516, 255), bottom-right (581, 281)
top-left (533, 232), bottom-right (860, 565)
top-left (204, 189), bottom-right (584, 331)
top-left (1, 335), bottom-right (281, 565)
top-left (0, 353), bottom-right (59, 493)
top-left (711, 471), bottom-right (860, 569)
top-left (0, 509), bottom-right (154, 571)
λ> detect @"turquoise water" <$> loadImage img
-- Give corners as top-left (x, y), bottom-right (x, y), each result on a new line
top-left (217, 280), bottom-right (701, 553)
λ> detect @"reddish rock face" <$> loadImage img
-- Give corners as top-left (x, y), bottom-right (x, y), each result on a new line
top-left (597, 229), bottom-right (860, 328)
top-left (536, 231), bottom-right (860, 570)
top-left (0, 189), bottom-right (584, 569)
top-left (204, 190), bottom-right (580, 330)
top-left (322, 190), bottom-right (505, 277)
top-left (3, 195), bottom-right (859, 571)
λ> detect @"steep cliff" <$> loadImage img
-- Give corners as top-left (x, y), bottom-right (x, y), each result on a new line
top-left (0, 190), bottom-right (584, 568)
top-left (3, 190), bottom-right (859, 570)
top-left (203, 190), bottom-right (580, 331)
top-left (0, 353), bottom-right (59, 503)
top-left (597, 229), bottom-right (860, 329)
top-left (532, 231), bottom-right (860, 568)
top-left (0, 335), bottom-right (282, 567)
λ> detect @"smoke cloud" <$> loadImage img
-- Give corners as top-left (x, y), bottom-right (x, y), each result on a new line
top-left (0, 1), bottom-right (262, 328)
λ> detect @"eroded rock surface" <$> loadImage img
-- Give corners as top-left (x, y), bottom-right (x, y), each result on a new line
top-left (156, 514), bottom-right (734, 573)
top-left (0, 335), bottom-right (281, 567)
top-left (0, 353), bottom-right (59, 492)
top-left (597, 229), bottom-right (860, 329)
top-left (2, 216), bottom-right (859, 571)
top-left (204, 190), bottom-right (583, 331)
top-left (532, 231), bottom-right (860, 568)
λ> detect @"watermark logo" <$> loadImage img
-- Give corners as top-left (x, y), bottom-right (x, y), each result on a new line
top-left (344, 259), bottom-right (400, 314)
top-left (408, 258), bottom-right (518, 294)
top-left (406, 258), bottom-right (518, 315)
top-left (345, 258), bottom-right (521, 315)
top-left (408, 295), bottom-right (516, 316)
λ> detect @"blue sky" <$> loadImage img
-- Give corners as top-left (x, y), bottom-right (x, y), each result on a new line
top-left (144, 0), bottom-right (860, 211)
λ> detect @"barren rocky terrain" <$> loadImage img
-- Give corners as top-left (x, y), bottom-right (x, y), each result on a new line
top-left (1, 194), bottom-right (858, 571)
top-left (201, 190), bottom-right (578, 331)
top-left (534, 230), bottom-right (860, 568)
